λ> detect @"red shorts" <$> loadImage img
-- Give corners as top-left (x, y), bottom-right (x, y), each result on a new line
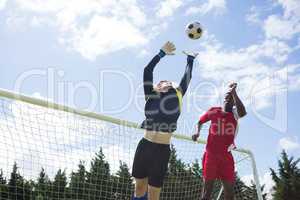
top-left (202, 151), bottom-right (235, 183)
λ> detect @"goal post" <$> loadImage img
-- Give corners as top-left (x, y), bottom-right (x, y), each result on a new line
top-left (0, 88), bottom-right (263, 200)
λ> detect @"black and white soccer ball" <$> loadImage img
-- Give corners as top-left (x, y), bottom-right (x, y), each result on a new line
top-left (185, 21), bottom-right (203, 40)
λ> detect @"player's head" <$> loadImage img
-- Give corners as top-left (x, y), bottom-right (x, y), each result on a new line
top-left (223, 91), bottom-right (234, 112)
top-left (154, 80), bottom-right (176, 93)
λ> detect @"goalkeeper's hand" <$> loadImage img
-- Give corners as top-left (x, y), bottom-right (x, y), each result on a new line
top-left (183, 51), bottom-right (199, 58)
top-left (161, 41), bottom-right (176, 55)
top-left (192, 133), bottom-right (199, 142)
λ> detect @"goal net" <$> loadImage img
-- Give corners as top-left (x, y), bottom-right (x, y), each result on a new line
top-left (0, 89), bottom-right (263, 200)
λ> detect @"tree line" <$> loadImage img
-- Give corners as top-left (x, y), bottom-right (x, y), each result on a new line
top-left (1, 146), bottom-right (299, 199)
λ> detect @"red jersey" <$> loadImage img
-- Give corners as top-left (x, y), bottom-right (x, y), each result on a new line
top-left (199, 107), bottom-right (239, 154)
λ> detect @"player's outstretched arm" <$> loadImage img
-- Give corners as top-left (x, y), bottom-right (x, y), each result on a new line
top-left (192, 121), bottom-right (203, 141)
top-left (143, 41), bottom-right (176, 100)
top-left (192, 109), bottom-right (211, 141)
top-left (229, 83), bottom-right (247, 118)
top-left (178, 51), bottom-right (198, 96)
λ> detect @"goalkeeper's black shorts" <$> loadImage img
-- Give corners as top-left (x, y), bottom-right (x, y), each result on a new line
top-left (132, 138), bottom-right (170, 187)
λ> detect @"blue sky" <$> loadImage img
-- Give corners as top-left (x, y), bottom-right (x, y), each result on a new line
top-left (0, 0), bottom-right (300, 196)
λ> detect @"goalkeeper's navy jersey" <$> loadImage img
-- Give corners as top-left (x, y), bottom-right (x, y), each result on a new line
top-left (140, 54), bottom-right (194, 133)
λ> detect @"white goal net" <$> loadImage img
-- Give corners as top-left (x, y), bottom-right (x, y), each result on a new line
top-left (0, 89), bottom-right (263, 200)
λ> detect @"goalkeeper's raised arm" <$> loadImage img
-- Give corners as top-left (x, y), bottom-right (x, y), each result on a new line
top-left (143, 42), bottom-right (176, 100)
top-left (178, 51), bottom-right (198, 96)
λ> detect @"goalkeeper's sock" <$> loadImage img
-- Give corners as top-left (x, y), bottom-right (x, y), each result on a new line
top-left (132, 192), bottom-right (147, 200)
top-left (132, 196), bottom-right (147, 200)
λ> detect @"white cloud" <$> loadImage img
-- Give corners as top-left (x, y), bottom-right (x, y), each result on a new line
top-left (185, 0), bottom-right (226, 16)
top-left (264, 15), bottom-right (300, 40)
top-left (14, 0), bottom-right (67, 13)
top-left (241, 174), bottom-right (254, 186)
top-left (279, 137), bottom-right (300, 151)
top-left (285, 64), bottom-right (300, 90)
top-left (63, 16), bottom-right (148, 61)
top-left (263, 0), bottom-right (300, 40)
top-left (237, 1), bottom-right (300, 112)
top-left (195, 33), bottom-right (295, 109)
top-left (0, 0), bottom-right (7, 10)
top-left (5, 14), bottom-right (32, 32)
top-left (138, 49), bottom-right (151, 57)
top-left (6, 0), bottom-right (151, 60)
top-left (5, 0), bottom-right (192, 60)
top-left (276, 0), bottom-right (300, 19)
top-left (246, 6), bottom-right (262, 25)
top-left (261, 173), bottom-right (275, 200)
top-left (156, 0), bottom-right (183, 18)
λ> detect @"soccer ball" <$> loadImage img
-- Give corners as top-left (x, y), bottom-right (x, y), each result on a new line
top-left (185, 22), bottom-right (203, 40)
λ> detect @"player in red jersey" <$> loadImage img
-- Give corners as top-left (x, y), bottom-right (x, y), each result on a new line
top-left (192, 83), bottom-right (247, 200)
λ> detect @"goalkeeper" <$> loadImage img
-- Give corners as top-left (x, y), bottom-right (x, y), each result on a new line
top-left (132, 41), bottom-right (198, 200)
top-left (192, 83), bottom-right (247, 200)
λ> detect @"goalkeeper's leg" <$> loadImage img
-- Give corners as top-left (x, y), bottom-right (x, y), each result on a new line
top-left (134, 178), bottom-right (148, 199)
top-left (132, 138), bottom-right (149, 199)
top-left (133, 178), bottom-right (162, 200)
top-left (148, 185), bottom-right (161, 200)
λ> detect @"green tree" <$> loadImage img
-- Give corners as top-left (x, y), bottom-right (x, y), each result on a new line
top-left (168, 145), bottom-right (186, 175)
top-left (0, 169), bottom-right (6, 184)
top-left (69, 161), bottom-right (87, 200)
top-left (244, 181), bottom-right (267, 200)
top-left (86, 148), bottom-right (111, 200)
top-left (217, 174), bottom-right (267, 200)
top-left (190, 159), bottom-right (202, 179)
top-left (270, 151), bottom-right (300, 200)
top-left (112, 161), bottom-right (133, 200)
top-left (232, 175), bottom-right (252, 200)
top-left (52, 169), bottom-right (68, 200)
top-left (0, 169), bottom-right (8, 199)
top-left (8, 163), bottom-right (20, 200)
top-left (190, 159), bottom-right (205, 198)
top-left (8, 162), bottom-right (33, 200)
top-left (206, 174), bottom-right (254, 200)
top-left (35, 168), bottom-right (51, 200)
top-left (161, 145), bottom-right (203, 200)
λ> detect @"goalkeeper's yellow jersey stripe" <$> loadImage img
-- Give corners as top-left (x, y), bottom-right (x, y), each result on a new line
top-left (175, 88), bottom-right (183, 112)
